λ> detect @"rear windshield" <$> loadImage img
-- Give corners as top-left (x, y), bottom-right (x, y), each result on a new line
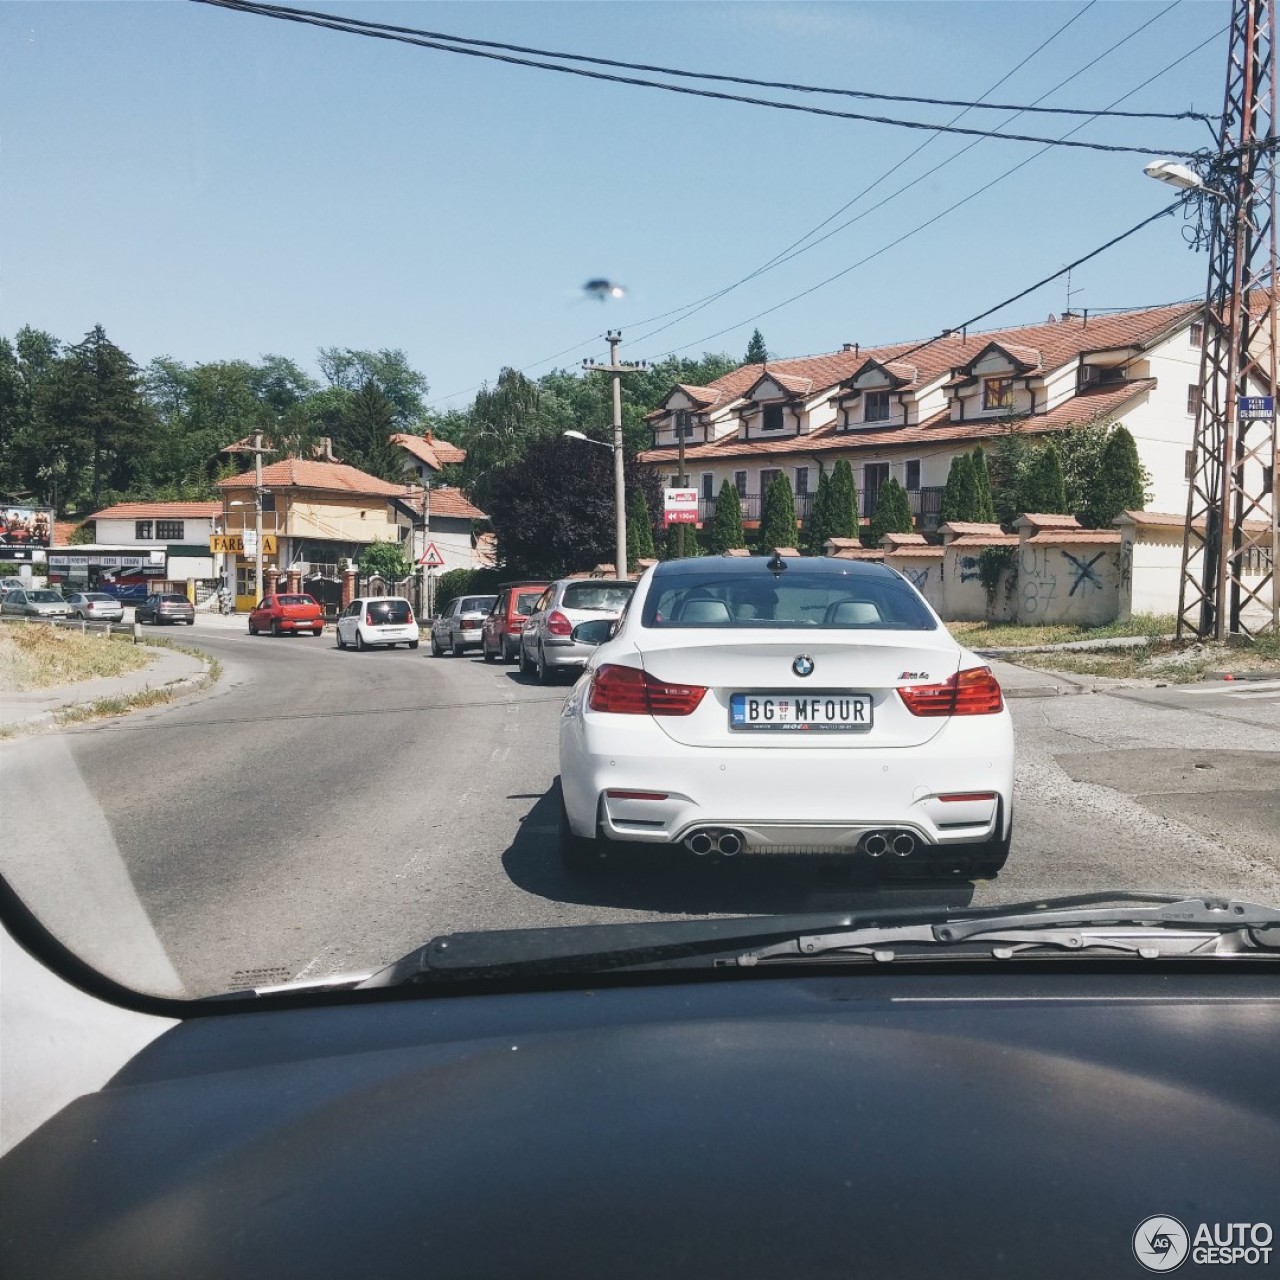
top-left (561, 582), bottom-right (635, 611)
top-left (460, 596), bottom-right (497, 613)
top-left (368, 599), bottom-right (412, 624)
top-left (277, 595), bottom-right (315, 606)
top-left (514, 591), bottom-right (542, 614)
top-left (160, 594), bottom-right (189, 603)
top-left (84, 593), bottom-right (116, 602)
top-left (641, 570), bottom-right (936, 631)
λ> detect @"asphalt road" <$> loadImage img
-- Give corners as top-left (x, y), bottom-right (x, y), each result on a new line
top-left (3, 626), bottom-right (1279, 998)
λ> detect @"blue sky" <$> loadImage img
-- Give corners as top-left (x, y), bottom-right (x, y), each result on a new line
top-left (1, 1), bottom-right (1228, 409)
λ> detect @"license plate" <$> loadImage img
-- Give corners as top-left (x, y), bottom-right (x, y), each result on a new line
top-left (730, 692), bottom-right (873, 732)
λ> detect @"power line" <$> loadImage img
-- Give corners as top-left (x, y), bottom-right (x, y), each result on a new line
top-left (192, 0), bottom-right (1211, 125)
top-left (637, 24), bottom-right (1228, 364)
top-left (193, 0), bottom-right (1198, 156)
top-left (630, 1), bottom-right (1204, 350)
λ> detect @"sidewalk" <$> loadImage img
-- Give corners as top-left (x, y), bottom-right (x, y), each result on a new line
top-left (986, 657), bottom-right (1091, 700)
top-left (0, 644), bottom-right (211, 731)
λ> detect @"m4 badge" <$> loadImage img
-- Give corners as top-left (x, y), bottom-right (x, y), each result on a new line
top-left (898, 671), bottom-right (929, 680)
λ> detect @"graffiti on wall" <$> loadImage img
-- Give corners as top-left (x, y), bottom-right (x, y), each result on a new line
top-left (1063, 550), bottom-right (1106, 597)
top-left (958, 555), bottom-right (980, 584)
top-left (1019, 544), bottom-right (1057, 617)
top-left (902, 566), bottom-right (930, 591)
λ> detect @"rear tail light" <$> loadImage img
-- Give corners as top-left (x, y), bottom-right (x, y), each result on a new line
top-left (462, 619), bottom-right (479, 630)
top-left (547, 610), bottom-right (573, 637)
top-left (365, 612), bottom-right (374, 625)
top-left (588, 664), bottom-right (706, 716)
top-left (898, 666), bottom-right (1004, 717)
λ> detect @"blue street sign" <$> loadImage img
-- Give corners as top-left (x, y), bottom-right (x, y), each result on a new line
top-left (1238, 395), bottom-right (1274, 419)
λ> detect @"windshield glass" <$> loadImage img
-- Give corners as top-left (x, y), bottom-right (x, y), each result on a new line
top-left (1, 0), bottom-right (1275, 1008)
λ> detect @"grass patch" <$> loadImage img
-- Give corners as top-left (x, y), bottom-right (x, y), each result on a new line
top-left (0, 622), bottom-right (152, 692)
top-left (55, 685), bottom-right (178, 724)
top-left (946, 613), bottom-right (1176, 649)
top-left (1012, 633), bottom-right (1280, 684)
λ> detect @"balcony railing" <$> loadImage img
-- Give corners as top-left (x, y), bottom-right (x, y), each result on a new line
top-left (695, 487), bottom-right (944, 532)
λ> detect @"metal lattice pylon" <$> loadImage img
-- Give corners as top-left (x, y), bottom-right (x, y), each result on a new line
top-left (1178, 0), bottom-right (1280, 639)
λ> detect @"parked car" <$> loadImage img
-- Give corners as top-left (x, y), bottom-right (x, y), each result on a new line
top-left (65, 592), bottom-right (125, 623)
top-left (519, 578), bottom-right (636, 684)
top-left (557, 555), bottom-right (1014, 876)
top-left (248, 593), bottom-right (325, 637)
top-left (135, 593), bottom-right (195, 625)
top-left (0, 588), bottom-right (73, 620)
top-left (480, 581), bottom-right (550, 662)
top-left (430, 594), bottom-right (498, 657)
top-left (335, 596), bottom-right (419, 651)
top-left (1, 576), bottom-right (27, 592)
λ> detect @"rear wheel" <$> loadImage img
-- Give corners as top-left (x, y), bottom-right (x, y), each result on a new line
top-left (430, 631), bottom-right (443, 656)
top-left (519, 641), bottom-right (534, 678)
top-left (248, 622), bottom-right (257, 635)
top-left (451, 633), bottom-right (464, 657)
top-left (356, 630), bottom-right (368, 652)
top-left (409, 639), bottom-right (419, 650)
top-left (536, 644), bottom-right (553, 685)
top-left (336, 630), bottom-right (346, 649)
top-left (272, 620), bottom-right (282, 637)
top-left (558, 784), bottom-right (602, 872)
top-left (483, 638), bottom-right (497, 663)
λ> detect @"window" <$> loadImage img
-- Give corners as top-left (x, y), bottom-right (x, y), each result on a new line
top-left (1187, 384), bottom-right (1202, 416)
top-left (760, 469), bottom-right (782, 495)
top-left (1242, 545), bottom-right (1273, 575)
top-left (864, 390), bottom-right (891, 422)
top-left (1190, 321), bottom-right (1204, 348)
top-left (700, 473), bottom-right (715, 500)
top-left (761, 404), bottom-right (785, 432)
top-left (1185, 449), bottom-right (1197, 480)
top-left (236, 564), bottom-right (255, 597)
top-left (864, 463), bottom-right (890, 494)
top-left (734, 470), bottom-right (748, 498)
top-left (674, 410), bottom-right (695, 438)
top-left (135, 521), bottom-right (153, 539)
top-left (156, 520), bottom-right (183, 540)
top-left (982, 377), bottom-right (1014, 410)
top-left (794, 467), bottom-right (810, 496)
top-left (904, 460), bottom-right (921, 492)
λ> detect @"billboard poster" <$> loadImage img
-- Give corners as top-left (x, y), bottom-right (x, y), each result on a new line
top-left (0, 505), bottom-right (54, 548)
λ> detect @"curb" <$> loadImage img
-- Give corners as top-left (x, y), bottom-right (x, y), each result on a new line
top-left (1002, 684), bottom-right (1086, 699)
top-left (1200, 669), bottom-right (1280, 682)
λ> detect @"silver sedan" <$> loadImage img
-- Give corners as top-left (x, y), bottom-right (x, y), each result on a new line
top-left (0, 588), bottom-right (74, 620)
top-left (65, 592), bottom-right (126, 623)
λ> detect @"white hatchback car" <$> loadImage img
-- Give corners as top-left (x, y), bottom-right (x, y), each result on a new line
top-left (335, 596), bottom-right (420, 651)
top-left (558, 555), bottom-right (1014, 878)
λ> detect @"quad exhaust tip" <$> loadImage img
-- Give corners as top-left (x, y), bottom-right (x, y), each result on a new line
top-left (861, 830), bottom-right (917, 858)
top-left (684, 829), bottom-right (744, 857)
top-left (687, 832), bottom-right (714, 856)
top-left (892, 833), bottom-right (916, 857)
top-left (863, 833), bottom-right (888, 858)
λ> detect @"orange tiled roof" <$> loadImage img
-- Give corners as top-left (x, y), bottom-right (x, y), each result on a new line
top-left (90, 500), bottom-right (222, 520)
top-left (1026, 529), bottom-right (1122, 543)
top-left (947, 534), bottom-right (1020, 548)
top-left (938, 522), bottom-right (1006, 538)
top-left (218, 460), bottom-right (413, 497)
top-left (754, 368), bottom-right (814, 398)
top-left (1015, 513), bottom-right (1082, 531)
top-left (427, 486), bottom-right (487, 521)
top-left (889, 545), bottom-right (946, 558)
top-left (641, 379), bottom-right (1157, 465)
top-left (830, 547), bottom-right (885, 561)
top-left (392, 431), bottom-right (467, 470)
top-left (52, 521), bottom-right (80, 546)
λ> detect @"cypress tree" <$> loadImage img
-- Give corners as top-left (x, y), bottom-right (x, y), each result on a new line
top-left (1085, 425), bottom-right (1147, 528)
top-left (804, 469), bottom-right (833, 555)
top-left (626, 487), bottom-right (655, 569)
top-left (828, 458), bottom-right (859, 539)
top-left (744, 329), bottom-right (769, 364)
top-left (1021, 441), bottom-right (1069, 514)
top-left (970, 445), bottom-right (996, 522)
top-left (707, 479), bottom-right (746, 553)
top-left (940, 453), bottom-right (977, 524)
top-left (869, 477), bottom-right (915, 544)
top-left (757, 471), bottom-right (798, 552)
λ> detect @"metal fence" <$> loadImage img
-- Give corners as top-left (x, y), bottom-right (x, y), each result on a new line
top-left (696, 487), bottom-right (944, 532)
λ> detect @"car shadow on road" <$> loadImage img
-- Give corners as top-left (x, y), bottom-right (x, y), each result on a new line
top-left (501, 786), bottom-right (978, 917)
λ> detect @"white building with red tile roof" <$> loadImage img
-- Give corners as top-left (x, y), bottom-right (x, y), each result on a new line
top-left (640, 302), bottom-right (1271, 535)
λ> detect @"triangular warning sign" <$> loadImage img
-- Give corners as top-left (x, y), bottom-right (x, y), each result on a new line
top-left (418, 541), bottom-right (446, 568)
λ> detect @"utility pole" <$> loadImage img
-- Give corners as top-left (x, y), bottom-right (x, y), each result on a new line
top-left (583, 331), bottom-right (648, 577)
top-left (1177, 0), bottom-right (1279, 639)
top-left (253, 429), bottom-right (265, 603)
top-left (677, 424), bottom-right (688, 558)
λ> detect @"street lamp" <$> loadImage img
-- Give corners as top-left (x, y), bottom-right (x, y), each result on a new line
top-left (1143, 159), bottom-right (1206, 192)
top-left (563, 430), bottom-right (626, 577)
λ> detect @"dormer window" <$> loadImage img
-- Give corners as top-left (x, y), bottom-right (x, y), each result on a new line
top-left (865, 390), bottom-right (891, 422)
top-left (982, 377), bottom-right (1014, 411)
top-left (761, 404), bottom-right (785, 432)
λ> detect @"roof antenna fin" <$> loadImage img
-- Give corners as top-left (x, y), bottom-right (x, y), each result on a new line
top-left (766, 550), bottom-right (788, 576)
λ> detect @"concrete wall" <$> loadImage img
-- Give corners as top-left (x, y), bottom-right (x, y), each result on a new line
top-left (885, 554), bottom-right (944, 614)
top-left (1017, 539), bottom-right (1122, 625)
top-left (939, 546), bottom-right (1018, 622)
top-left (284, 495), bottom-right (407, 544)
top-left (95, 516), bottom-right (216, 545)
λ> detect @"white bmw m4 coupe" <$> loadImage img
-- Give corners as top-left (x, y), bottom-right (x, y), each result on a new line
top-left (558, 554), bottom-right (1014, 878)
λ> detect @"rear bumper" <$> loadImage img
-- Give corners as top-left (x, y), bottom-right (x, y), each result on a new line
top-left (540, 637), bottom-right (598, 668)
top-left (560, 704), bottom-right (1014, 853)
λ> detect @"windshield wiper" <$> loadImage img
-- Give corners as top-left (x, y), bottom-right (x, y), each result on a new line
top-left (733, 898), bottom-right (1280, 966)
top-left (355, 893), bottom-right (1280, 987)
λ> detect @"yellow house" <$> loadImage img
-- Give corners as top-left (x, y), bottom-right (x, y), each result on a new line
top-left (216, 459), bottom-right (426, 611)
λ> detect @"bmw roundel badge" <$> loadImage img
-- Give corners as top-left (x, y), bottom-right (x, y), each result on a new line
top-left (792, 654), bottom-right (815, 678)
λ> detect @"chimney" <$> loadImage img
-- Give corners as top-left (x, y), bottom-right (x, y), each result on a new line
top-left (842, 343), bottom-right (859, 355)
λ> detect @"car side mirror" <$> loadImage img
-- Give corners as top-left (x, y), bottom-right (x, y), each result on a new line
top-left (570, 619), bottom-right (614, 646)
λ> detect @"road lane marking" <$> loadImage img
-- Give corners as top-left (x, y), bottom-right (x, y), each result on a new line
top-left (1178, 679), bottom-right (1280, 694)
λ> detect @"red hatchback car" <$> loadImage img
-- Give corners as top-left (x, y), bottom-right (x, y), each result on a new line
top-left (481, 580), bottom-right (550, 663)
top-left (248, 593), bottom-right (325, 637)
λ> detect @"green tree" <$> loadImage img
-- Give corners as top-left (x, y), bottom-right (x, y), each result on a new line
top-left (940, 453), bottom-right (982, 524)
top-left (756, 470), bottom-right (798, 552)
top-left (990, 430), bottom-right (1032, 524)
top-left (337, 379), bottom-right (401, 480)
top-left (1020, 441), bottom-right (1069, 514)
top-left (358, 539), bottom-right (413, 584)
top-left (626, 487), bottom-right (655, 569)
top-left (803, 469), bottom-right (833, 555)
top-left (970, 445), bottom-right (996, 522)
top-left (317, 347), bottom-right (428, 425)
top-left (1084, 424), bottom-right (1148, 528)
top-left (745, 329), bottom-right (769, 364)
top-left (707, 479), bottom-right (746, 553)
top-left (661, 520), bottom-right (705, 559)
top-left (869, 477), bottom-right (915, 544)
top-left (827, 458), bottom-right (859, 539)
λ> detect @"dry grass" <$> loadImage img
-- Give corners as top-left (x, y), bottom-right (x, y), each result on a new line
top-left (1014, 636), bottom-right (1280, 684)
top-left (946, 614), bottom-right (1176, 649)
top-left (0, 623), bottom-right (152, 692)
top-left (55, 686), bottom-right (177, 724)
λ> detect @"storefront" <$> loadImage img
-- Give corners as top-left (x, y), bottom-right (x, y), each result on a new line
top-left (46, 547), bottom-right (167, 599)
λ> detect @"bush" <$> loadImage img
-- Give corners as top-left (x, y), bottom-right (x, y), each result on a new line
top-left (828, 459), bottom-right (859, 539)
top-left (756, 471), bottom-right (798, 552)
top-left (869, 477), bottom-right (914, 544)
top-left (707, 480), bottom-right (745, 553)
top-left (358, 539), bottom-right (413, 582)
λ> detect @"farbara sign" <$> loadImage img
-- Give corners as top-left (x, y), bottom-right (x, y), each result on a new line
top-left (209, 534), bottom-right (278, 555)
top-left (663, 488), bottom-right (699, 526)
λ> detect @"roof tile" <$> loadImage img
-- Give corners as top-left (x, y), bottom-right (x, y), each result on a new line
top-left (90, 500), bottom-right (222, 520)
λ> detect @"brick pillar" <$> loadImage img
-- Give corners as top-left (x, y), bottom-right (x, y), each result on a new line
top-left (286, 569), bottom-right (302, 595)
top-left (265, 568), bottom-right (279, 597)
top-left (342, 569), bottom-right (357, 610)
